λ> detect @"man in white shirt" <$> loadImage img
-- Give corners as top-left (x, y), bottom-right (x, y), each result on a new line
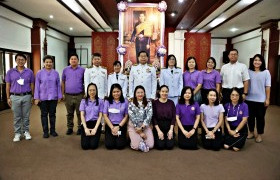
top-left (108, 61), bottom-right (128, 97)
top-left (84, 53), bottom-right (107, 99)
top-left (129, 51), bottom-right (157, 99)
top-left (220, 49), bottom-right (250, 104)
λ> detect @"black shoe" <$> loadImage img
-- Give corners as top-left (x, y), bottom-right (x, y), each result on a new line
top-left (50, 131), bottom-right (58, 137)
top-left (66, 129), bottom-right (73, 135)
top-left (76, 129), bottom-right (81, 135)
top-left (43, 133), bottom-right (49, 138)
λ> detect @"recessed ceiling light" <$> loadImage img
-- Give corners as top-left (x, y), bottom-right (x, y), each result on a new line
top-left (181, 26), bottom-right (183, 29)
top-left (209, 17), bottom-right (226, 27)
top-left (178, 0), bottom-right (184, 3)
top-left (230, 28), bottom-right (239, 32)
top-left (49, 15), bottom-right (54, 19)
top-left (127, 0), bottom-right (133, 2)
top-left (69, 27), bottom-right (73, 31)
top-left (171, 12), bottom-right (176, 17)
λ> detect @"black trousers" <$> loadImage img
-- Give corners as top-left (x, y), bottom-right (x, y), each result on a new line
top-left (153, 120), bottom-right (175, 150)
top-left (39, 100), bottom-right (58, 133)
top-left (222, 88), bottom-right (244, 105)
top-left (201, 127), bottom-right (222, 151)
top-left (246, 100), bottom-right (267, 134)
top-left (178, 125), bottom-right (198, 150)
top-left (224, 125), bottom-right (247, 149)
top-left (105, 124), bottom-right (127, 150)
top-left (81, 121), bottom-right (102, 150)
top-left (201, 88), bottom-right (210, 104)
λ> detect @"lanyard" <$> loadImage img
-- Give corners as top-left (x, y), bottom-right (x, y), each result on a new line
top-left (227, 104), bottom-right (240, 117)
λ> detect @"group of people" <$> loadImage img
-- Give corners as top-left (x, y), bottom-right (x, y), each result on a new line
top-left (5, 48), bottom-right (271, 152)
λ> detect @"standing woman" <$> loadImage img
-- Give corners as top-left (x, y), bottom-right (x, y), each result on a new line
top-left (103, 83), bottom-right (128, 149)
top-left (34, 55), bottom-right (62, 138)
top-left (152, 85), bottom-right (176, 150)
top-left (200, 89), bottom-right (224, 151)
top-left (176, 86), bottom-right (200, 150)
top-left (128, 85), bottom-right (154, 152)
top-left (79, 83), bottom-right (103, 150)
top-left (224, 88), bottom-right (249, 151)
top-left (246, 54), bottom-right (271, 143)
top-left (201, 57), bottom-right (221, 104)
top-left (183, 57), bottom-right (203, 104)
top-left (160, 54), bottom-right (183, 105)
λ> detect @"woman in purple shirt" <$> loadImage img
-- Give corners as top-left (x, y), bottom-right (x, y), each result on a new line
top-left (246, 54), bottom-right (271, 143)
top-left (176, 86), bottom-right (200, 150)
top-left (183, 57), bottom-right (203, 104)
top-left (152, 85), bottom-right (176, 150)
top-left (34, 55), bottom-right (62, 138)
top-left (79, 83), bottom-right (103, 150)
top-left (224, 88), bottom-right (249, 151)
top-left (103, 83), bottom-right (128, 149)
top-left (200, 89), bottom-right (224, 151)
top-left (201, 57), bottom-right (221, 104)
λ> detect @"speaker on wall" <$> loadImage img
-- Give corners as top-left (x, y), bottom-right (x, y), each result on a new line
top-left (223, 51), bottom-right (229, 64)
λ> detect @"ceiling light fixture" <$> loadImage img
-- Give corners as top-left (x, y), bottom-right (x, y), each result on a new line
top-left (62, 0), bottom-right (81, 13)
top-left (178, 0), bottom-right (184, 3)
top-left (230, 28), bottom-right (239, 32)
top-left (69, 27), bottom-right (73, 31)
top-left (241, 0), bottom-right (257, 4)
top-left (209, 17), bottom-right (226, 27)
top-left (170, 11), bottom-right (177, 17)
top-left (49, 15), bottom-right (54, 19)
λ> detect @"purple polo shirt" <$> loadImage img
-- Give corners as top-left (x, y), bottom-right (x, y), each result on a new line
top-left (79, 98), bottom-right (104, 122)
top-left (200, 104), bottom-right (224, 128)
top-left (183, 70), bottom-right (203, 89)
top-left (224, 102), bottom-right (249, 127)
top-left (34, 69), bottom-right (62, 100)
top-left (201, 69), bottom-right (221, 89)
top-left (62, 65), bottom-right (85, 94)
top-left (103, 100), bottom-right (128, 124)
top-left (176, 102), bottom-right (200, 125)
top-left (5, 67), bottom-right (35, 93)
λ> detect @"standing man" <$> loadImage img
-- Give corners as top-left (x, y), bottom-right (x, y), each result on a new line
top-left (62, 54), bottom-right (85, 135)
top-left (84, 53), bottom-right (107, 99)
top-left (220, 49), bottom-right (250, 104)
top-left (5, 53), bottom-right (35, 142)
top-left (108, 60), bottom-right (128, 98)
top-left (129, 51), bottom-right (157, 99)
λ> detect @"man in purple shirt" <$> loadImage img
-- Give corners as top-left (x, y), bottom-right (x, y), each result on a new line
top-left (61, 54), bottom-right (85, 135)
top-left (5, 53), bottom-right (35, 142)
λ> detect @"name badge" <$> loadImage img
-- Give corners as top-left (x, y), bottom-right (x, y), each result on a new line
top-left (17, 78), bottom-right (24, 85)
top-left (108, 108), bottom-right (121, 113)
top-left (227, 116), bottom-right (237, 122)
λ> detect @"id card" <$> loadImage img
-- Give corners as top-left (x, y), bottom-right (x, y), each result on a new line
top-left (108, 108), bottom-right (121, 113)
top-left (227, 116), bottom-right (237, 122)
top-left (17, 78), bottom-right (24, 85)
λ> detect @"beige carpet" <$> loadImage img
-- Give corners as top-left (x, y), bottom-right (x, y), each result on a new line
top-left (0, 103), bottom-right (280, 180)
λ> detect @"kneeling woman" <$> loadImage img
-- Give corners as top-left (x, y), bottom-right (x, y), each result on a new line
top-left (176, 86), bottom-right (200, 150)
top-left (200, 89), bottom-right (224, 151)
top-left (103, 83), bottom-right (128, 149)
top-left (224, 88), bottom-right (249, 151)
top-left (79, 83), bottom-right (103, 150)
top-left (152, 85), bottom-right (176, 150)
top-left (128, 85), bottom-right (154, 152)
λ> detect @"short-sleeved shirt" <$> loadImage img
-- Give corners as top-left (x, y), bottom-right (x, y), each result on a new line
top-left (220, 61), bottom-right (250, 88)
top-left (176, 102), bottom-right (200, 125)
top-left (247, 69), bottom-right (271, 102)
top-left (62, 66), bottom-right (85, 94)
top-left (183, 70), bottom-right (203, 89)
top-left (200, 104), bottom-right (225, 128)
top-left (103, 100), bottom-right (128, 124)
top-left (201, 69), bottom-right (221, 89)
top-left (5, 67), bottom-right (35, 93)
top-left (224, 102), bottom-right (249, 127)
top-left (79, 98), bottom-right (104, 122)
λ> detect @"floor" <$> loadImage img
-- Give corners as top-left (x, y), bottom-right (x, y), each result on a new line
top-left (0, 103), bottom-right (280, 180)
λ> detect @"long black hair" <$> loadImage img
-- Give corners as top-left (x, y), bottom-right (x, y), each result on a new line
top-left (157, 85), bottom-right (169, 99)
top-left (133, 85), bottom-right (148, 108)
top-left (85, 83), bottom-right (99, 106)
top-left (178, 86), bottom-right (194, 105)
top-left (107, 83), bottom-right (125, 104)
top-left (249, 54), bottom-right (266, 71)
top-left (205, 89), bottom-right (219, 106)
top-left (165, 54), bottom-right (177, 68)
top-left (185, 56), bottom-right (198, 71)
top-left (206, 57), bottom-right (216, 69)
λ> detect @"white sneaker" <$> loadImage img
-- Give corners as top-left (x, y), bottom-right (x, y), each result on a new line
top-left (24, 131), bottom-right (32, 140)
top-left (13, 133), bottom-right (21, 142)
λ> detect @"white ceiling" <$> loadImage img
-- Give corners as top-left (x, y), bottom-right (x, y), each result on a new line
top-left (2, 0), bottom-right (280, 38)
